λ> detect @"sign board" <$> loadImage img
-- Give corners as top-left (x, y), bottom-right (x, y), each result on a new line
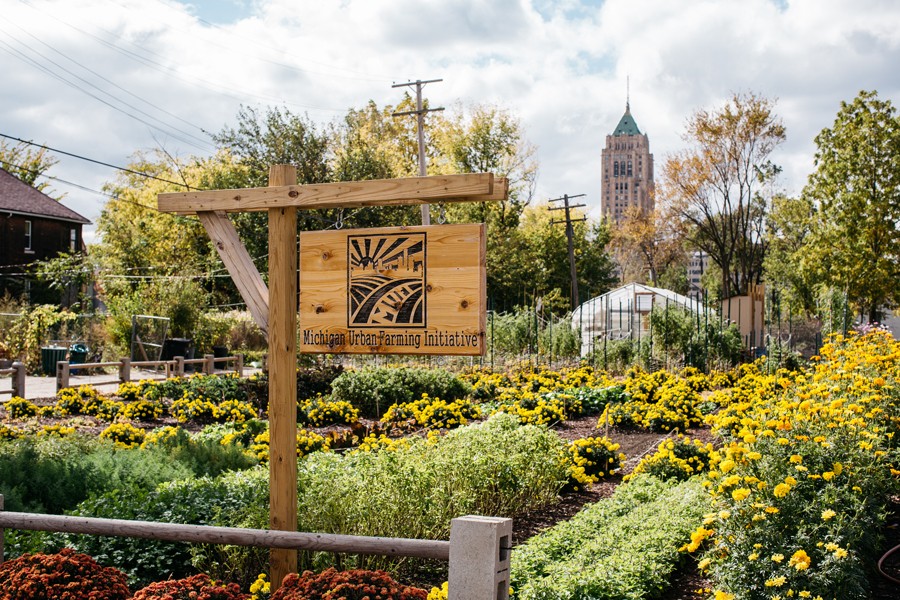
top-left (299, 224), bottom-right (486, 355)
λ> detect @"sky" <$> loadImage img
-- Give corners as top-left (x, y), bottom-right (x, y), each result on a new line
top-left (2, 0), bottom-right (899, 244)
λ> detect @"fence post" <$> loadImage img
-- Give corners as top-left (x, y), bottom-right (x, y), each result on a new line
top-left (204, 354), bottom-right (215, 375)
top-left (448, 515), bottom-right (512, 600)
top-left (174, 356), bottom-right (185, 378)
top-left (56, 361), bottom-right (70, 392)
top-left (119, 357), bottom-right (131, 384)
top-left (1, 493), bottom-right (4, 564)
top-left (11, 363), bottom-right (25, 398)
top-left (235, 354), bottom-right (244, 377)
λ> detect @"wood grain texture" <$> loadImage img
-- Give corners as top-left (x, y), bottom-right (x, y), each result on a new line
top-left (0, 512), bottom-right (450, 560)
top-left (198, 211), bottom-right (269, 337)
top-left (158, 173), bottom-right (494, 214)
top-left (267, 165), bottom-right (298, 588)
top-left (299, 224), bottom-right (486, 356)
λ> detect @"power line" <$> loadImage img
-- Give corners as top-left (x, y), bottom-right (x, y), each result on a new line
top-left (0, 25), bottom-right (215, 153)
top-left (0, 133), bottom-right (196, 189)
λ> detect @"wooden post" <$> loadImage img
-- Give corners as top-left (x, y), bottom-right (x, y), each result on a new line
top-left (119, 357), bottom-right (131, 383)
top-left (268, 164), bottom-right (299, 589)
top-left (56, 361), bottom-right (70, 392)
top-left (204, 354), bottom-right (215, 375)
top-left (174, 356), bottom-right (185, 378)
top-left (0, 494), bottom-right (4, 564)
top-left (235, 354), bottom-right (244, 377)
top-left (11, 363), bottom-right (24, 398)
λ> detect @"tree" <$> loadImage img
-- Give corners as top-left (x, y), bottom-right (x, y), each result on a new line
top-left (610, 205), bottom-right (686, 287)
top-left (0, 139), bottom-right (61, 198)
top-left (800, 90), bottom-right (900, 322)
top-left (94, 150), bottom-right (247, 307)
top-left (763, 194), bottom-right (818, 317)
top-left (661, 92), bottom-right (785, 298)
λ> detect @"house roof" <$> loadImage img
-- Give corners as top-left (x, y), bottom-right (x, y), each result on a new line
top-left (0, 167), bottom-right (90, 224)
top-left (612, 104), bottom-right (642, 137)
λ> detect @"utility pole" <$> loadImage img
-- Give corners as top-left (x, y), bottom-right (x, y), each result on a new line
top-left (392, 78), bottom-right (445, 225)
top-left (549, 193), bottom-right (587, 310)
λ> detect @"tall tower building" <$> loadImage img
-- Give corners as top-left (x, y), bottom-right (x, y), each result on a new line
top-left (600, 98), bottom-right (654, 224)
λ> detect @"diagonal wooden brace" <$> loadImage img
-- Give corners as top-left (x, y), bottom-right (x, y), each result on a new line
top-left (197, 211), bottom-right (269, 338)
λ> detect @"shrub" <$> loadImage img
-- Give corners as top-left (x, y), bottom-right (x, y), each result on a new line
top-left (299, 396), bottom-right (359, 427)
top-left (4, 396), bottom-right (37, 419)
top-left (511, 476), bottom-right (706, 600)
top-left (99, 422), bottom-right (146, 448)
top-left (566, 436), bottom-right (625, 489)
top-left (121, 398), bottom-right (166, 421)
top-left (64, 469), bottom-right (268, 586)
top-left (380, 395), bottom-right (481, 431)
top-left (330, 367), bottom-right (470, 418)
top-left (131, 573), bottom-right (249, 600)
top-left (0, 548), bottom-right (130, 599)
top-left (625, 435), bottom-right (716, 482)
top-left (271, 568), bottom-right (426, 600)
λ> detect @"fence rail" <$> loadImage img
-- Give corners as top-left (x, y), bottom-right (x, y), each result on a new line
top-left (0, 499), bottom-right (511, 599)
top-left (56, 354), bottom-right (244, 392)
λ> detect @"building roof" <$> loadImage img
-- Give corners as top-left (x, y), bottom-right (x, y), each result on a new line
top-left (0, 167), bottom-right (90, 224)
top-left (612, 104), bottom-right (642, 137)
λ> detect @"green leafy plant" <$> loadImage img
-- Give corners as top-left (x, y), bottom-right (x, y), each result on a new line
top-left (330, 367), bottom-right (470, 418)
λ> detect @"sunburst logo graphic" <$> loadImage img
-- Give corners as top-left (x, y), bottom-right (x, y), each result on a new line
top-left (347, 233), bottom-right (426, 327)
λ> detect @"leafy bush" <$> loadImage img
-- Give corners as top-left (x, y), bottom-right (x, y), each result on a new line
top-left (0, 548), bottom-right (130, 599)
top-left (299, 396), bottom-right (359, 427)
top-left (696, 331), bottom-right (900, 600)
top-left (566, 436), bottom-right (624, 489)
top-left (330, 367), bottom-right (471, 418)
top-left (63, 468), bottom-right (268, 586)
top-left (0, 437), bottom-right (104, 514)
top-left (4, 396), bottom-right (38, 419)
top-left (511, 475), bottom-right (707, 600)
top-left (99, 423), bottom-right (146, 448)
top-left (380, 395), bottom-right (481, 431)
top-left (132, 573), bottom-right (249, 600)
top-left (271, 568), bottom-right (427, 600)
top-left (625, 435), bottom-right (716, 482)
top-left (289, 413), bottom-right (567, 573)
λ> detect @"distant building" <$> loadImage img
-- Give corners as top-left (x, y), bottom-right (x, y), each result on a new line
top-left (600, 99), bottom-right (654, 224)
top-left (687, 251), bottom-right (709, 296)
top-left (0, 167), bottom-right (90, 303)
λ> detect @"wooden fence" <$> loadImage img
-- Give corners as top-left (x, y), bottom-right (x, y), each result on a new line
top-left (0, 495), bottom-right (511, 599)
top-left (56, 354), bottom-right (245, 392)
top-left (0, 363), bottom-right (25, 398)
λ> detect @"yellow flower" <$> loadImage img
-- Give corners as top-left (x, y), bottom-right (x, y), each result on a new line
top-left (771, 553), bottom-right (785, 563)
top-left (774, 483), bottom-right (791, 498)
top-left (714, 591), bottom-right (735, 600)
top-left (731, 488), bottom-right (751, 501)
top-left (821, 509), bottom-right (836, 521)
top-left (789, 549), bottom-right (811, 570)
top-left (748, 552), bottom-right (759, 561)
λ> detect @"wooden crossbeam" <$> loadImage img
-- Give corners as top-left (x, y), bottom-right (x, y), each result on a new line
top-left (158, 173), bottom-right (495, 215)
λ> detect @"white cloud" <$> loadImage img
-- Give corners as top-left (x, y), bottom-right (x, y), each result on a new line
top-left (1, 0), bottom-right (899, 235)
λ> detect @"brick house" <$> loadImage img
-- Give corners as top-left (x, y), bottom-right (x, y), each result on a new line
top-left (0, 167), bottom-right (91, 303)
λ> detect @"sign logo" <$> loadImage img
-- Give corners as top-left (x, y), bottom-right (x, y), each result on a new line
top-left (347, 232), bottom-right (426, 328)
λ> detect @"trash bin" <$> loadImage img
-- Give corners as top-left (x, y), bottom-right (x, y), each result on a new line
top-left (212, 345), bottom-right (229, 359)
top-left (159, 338), bottom-right (194, 360)
top-left (69, 343), bottom-right (89, 374)
top-left (41, 346), bottom-right (68, 376)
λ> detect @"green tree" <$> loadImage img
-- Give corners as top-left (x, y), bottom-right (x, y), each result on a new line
top-left (763, 194), bottom-right (818, 317)
top-left (800, 90), bottom-right (900, 322)
top-left (0, 139), bottom-right (61, 198)
top-left (662, 92), bottom-right (785, 298)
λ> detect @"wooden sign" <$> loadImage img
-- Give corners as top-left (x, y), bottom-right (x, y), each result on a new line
top-left (299, 224), bottom-right (485, 355)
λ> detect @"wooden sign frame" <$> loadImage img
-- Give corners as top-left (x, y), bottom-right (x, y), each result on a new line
top-left (299, 223), bottom-right (486, 355)
top-left (157, 169), bottom-right (506, 590)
